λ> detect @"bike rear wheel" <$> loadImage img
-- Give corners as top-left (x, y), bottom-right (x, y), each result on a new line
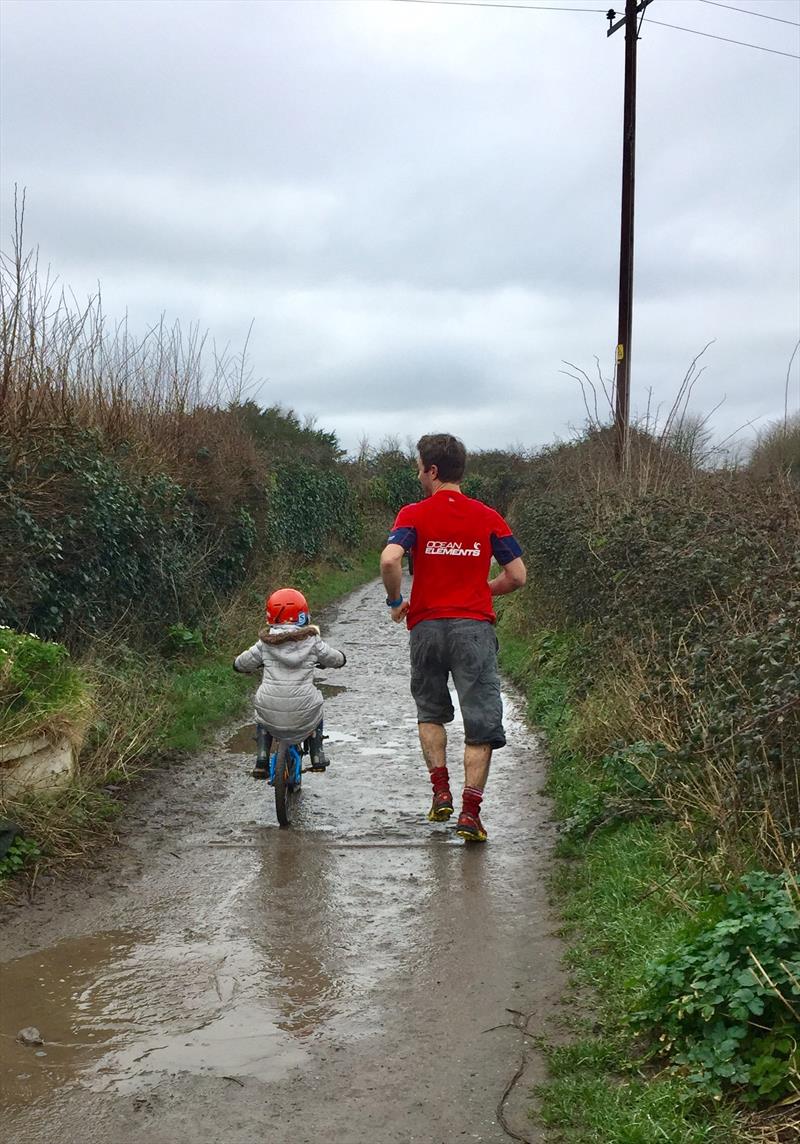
top-left (274, 742), bottom-right (291, 827)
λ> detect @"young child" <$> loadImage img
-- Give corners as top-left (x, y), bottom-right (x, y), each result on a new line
top-left (233, 587), bottom-right (346, 779)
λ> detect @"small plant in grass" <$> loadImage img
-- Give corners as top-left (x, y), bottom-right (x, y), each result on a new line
top-left (634, 871), bottom-right (800, 1104)
top-left (164, 623), bottom-right (206, 657)
top-left (0, 626), bottom-right (89, 746)
top-left (558, 743), bottom-right (665, 848)
top-left (0, 836), bottom-right (42, 878)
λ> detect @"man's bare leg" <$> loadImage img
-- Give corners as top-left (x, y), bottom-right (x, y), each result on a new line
top-left (458, 743), bottom-right (493, 841)
top-left (464, 743), bottom-right (492, 790)
top-left (418, 722), bottom-right (447, 771)
top-left (419, 723), bottom-right (453, 821)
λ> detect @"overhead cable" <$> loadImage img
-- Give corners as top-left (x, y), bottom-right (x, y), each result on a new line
top-left (696, 0), bottom-right (800, 28)
top-left (394, 0), bottom-right (604, 14)
top-left (395, 0), bottom-right (800, 59)
top-left (647, 16), bottom-right (800, 59)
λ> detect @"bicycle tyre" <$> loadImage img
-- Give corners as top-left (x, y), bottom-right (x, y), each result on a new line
top-left (274, 742), bottom-right (291, 827)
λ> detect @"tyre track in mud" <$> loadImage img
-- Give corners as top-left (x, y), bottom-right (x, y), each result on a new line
top-left (0, 579), bottom-right (566, 1144)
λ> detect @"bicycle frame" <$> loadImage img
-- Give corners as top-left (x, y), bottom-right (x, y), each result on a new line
top-left (268, 741), bottom-right (303, 788)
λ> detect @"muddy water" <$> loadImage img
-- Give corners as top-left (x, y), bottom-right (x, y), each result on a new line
top-left (0, 580), bottom-right (566, 1144)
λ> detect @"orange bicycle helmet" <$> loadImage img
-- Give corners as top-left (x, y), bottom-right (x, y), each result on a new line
top-left (265, 587), bottom-right (310, 627)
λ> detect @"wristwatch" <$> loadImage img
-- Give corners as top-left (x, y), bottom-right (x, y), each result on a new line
top-left (386, 595), bottom-right (403, 607)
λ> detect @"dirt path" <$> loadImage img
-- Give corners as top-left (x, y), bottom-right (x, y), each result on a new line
top-left (0, 580), bottom-right (566, 1144)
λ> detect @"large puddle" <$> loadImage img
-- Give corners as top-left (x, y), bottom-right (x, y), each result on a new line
top-left (1, 928), bottom-right (306, 1104)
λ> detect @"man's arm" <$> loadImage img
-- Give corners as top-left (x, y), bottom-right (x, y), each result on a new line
top-left (489, 556), bottom-right (526, 597)
top-left (380, 543), bottom-right (410, 622)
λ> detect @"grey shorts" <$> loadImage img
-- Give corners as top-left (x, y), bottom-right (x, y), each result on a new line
top-left (409, 618), bottom-right (506, 749)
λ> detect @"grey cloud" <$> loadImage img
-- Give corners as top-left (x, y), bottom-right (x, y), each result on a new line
top-left (1, 0), bottom-right (797, 457)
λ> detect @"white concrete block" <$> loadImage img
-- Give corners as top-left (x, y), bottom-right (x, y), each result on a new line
top-left (0, 736), bottom-right (76, 797)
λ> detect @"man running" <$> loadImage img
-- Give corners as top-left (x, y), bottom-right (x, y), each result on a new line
top-left (380, 433), bottom-right (527, 843)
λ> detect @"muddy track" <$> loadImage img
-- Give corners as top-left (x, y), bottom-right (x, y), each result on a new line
top-left (0, 580), bottom-right (566, 1144)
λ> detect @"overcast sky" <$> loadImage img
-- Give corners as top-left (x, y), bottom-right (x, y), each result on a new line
top-left (1, 0), bottom-right (799, 456)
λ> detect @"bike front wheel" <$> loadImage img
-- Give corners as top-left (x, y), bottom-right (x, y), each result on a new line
top-left (273, 742), bottom-right (291, 827)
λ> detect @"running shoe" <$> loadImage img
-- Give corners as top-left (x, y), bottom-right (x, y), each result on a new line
top-left (251, 764), bottom-right (268, 780)
top-left (427, 790), bottom-right (454, 822)
top-left (456, 811), bottom-right (487, 842)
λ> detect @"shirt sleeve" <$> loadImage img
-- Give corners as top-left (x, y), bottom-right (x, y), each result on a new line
top-left (487, 508), bottom-right (523, 565)
top-left (386, 503), bottom-right (417, 551)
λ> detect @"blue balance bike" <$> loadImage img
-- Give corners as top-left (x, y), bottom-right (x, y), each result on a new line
top-left (270, 739), bottom-right (304, 827)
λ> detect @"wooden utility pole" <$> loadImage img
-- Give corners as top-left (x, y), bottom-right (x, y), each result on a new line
top-left (607, 0), bottom-right (653, 470)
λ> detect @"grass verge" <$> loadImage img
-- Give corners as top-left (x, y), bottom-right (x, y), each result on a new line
top-left (0, 551), bottom-right (379, 892)
top-left (497, 623), bottom-right (748, 1144)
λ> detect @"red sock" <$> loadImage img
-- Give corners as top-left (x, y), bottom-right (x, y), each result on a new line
top-left (430, 766), bottom-right (451, 796)
top-left (462, 785), bottom-right (484, 818)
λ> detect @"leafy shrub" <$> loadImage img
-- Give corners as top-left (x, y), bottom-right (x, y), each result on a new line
top-left (463, 449), bottom-right (531, 515)
top-left (659, 579), bottom-right (800, 839)
top-left (1, 411), bottom-right (360, 645)
top-left (231, 401), bottom-right (343, 466)
top-left (0, 626), bottom-right (88, 745)
top-left (635, 871), bottom-right (800, 1104)
top-left (0, 835), bottom-right (41, 878)
top-left (164, 623), bottom-right (206, 658)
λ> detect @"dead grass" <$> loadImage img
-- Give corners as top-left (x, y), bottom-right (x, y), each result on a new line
top-left (1, 193), bottom-right (266, 516)
top-left (749, 413), bottom-right (800, 482)
top-left (545, 581), bottom-right (798, 871)
top-left (744, 1102), bottom-right (800, 1144)
top-left (78, 641), bottom-right (171, 783)
top-left (565, 641), bottom-right (683, 760)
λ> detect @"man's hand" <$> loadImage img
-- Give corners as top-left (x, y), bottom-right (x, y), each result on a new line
top-left (390, 600), bottom-right (410, 624)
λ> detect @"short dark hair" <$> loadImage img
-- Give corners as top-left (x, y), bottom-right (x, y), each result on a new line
top-left (417, 433), bottom-right (467, 483)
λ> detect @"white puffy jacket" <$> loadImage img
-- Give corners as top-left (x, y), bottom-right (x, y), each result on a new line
top-left (233, 624), bottom-right (346, 740)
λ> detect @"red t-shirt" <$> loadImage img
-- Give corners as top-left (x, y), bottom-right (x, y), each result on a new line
top-left (388, 490), bottom-right (522, 629)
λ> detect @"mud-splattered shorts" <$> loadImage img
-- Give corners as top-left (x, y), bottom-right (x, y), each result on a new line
top-left (409, 618), bottom-right (506, 749)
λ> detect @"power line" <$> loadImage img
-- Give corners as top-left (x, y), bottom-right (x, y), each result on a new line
top-left (394, 0), bottom-right (604, 13)
top-left (647, 16), bottom-right (800, 58)
top-left (696, 0), bottom-right (800, 28)
top-left (396, 0), bottom-right (800, 57)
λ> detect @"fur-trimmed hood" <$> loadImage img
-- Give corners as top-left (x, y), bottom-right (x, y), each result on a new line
top-left (258, 624), bottom-right (321, 646)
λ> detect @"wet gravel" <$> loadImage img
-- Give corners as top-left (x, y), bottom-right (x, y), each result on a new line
top-left (0, 579), bottom-right (566, 1144)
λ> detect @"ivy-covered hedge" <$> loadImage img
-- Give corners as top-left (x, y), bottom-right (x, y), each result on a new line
top-left (266, 463), bottom-right (361, 558)
top-left (0, 411), bottom-right (365, 647)
top-left (507, 446), bottom-right (800, 855)
top-left (1, 433), bottom-right (260, 641)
